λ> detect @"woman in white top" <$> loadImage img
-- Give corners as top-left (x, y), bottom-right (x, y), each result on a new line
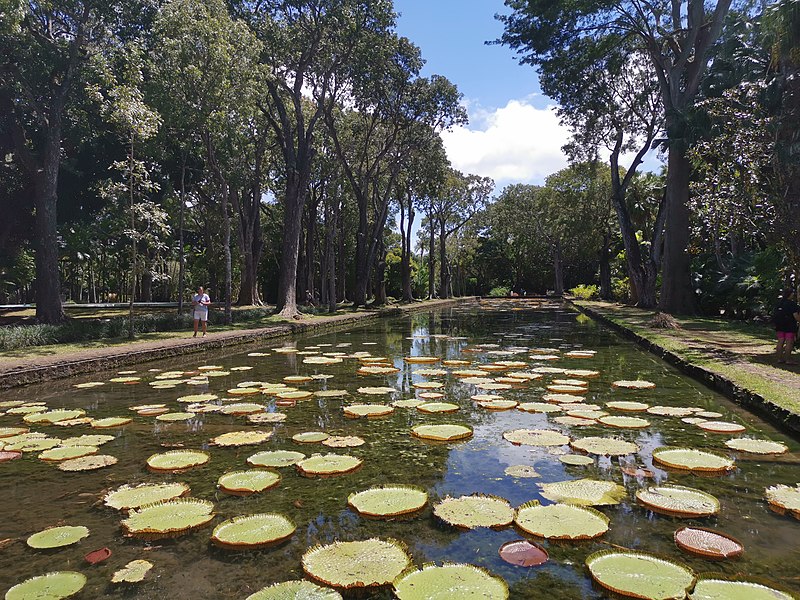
top-left (192, 286), bottom-right (211, 337)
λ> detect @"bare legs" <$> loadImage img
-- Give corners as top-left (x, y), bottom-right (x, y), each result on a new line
top-left (193, 318), bottom-right (199, 337)
top-left (776, 335), bottom-right (796, 364)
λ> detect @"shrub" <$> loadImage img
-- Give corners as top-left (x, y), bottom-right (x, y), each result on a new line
top-left (569, 284), bottom-right (599, 300)
top-left (488, 286), bottom-right (511, 297)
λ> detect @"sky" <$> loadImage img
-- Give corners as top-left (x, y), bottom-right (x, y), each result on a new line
top-left (392, 0), bottom-right (661, 191)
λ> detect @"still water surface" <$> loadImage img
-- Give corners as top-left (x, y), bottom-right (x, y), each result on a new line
top-left (1, 300), bottom-right (799, 599)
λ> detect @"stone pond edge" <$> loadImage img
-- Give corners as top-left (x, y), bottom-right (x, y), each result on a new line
top-left (570, 300), bottom-right (800, 436)
top-left (0, 297), bottom-right (480, 390)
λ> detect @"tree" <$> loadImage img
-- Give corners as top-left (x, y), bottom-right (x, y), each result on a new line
top-left (498, 0), bottom-right (735, 313)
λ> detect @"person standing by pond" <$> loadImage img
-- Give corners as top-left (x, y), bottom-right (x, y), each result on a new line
top-left (774, 288), bottom-right (800, 364)
top-left (192, 286), bottom-right (211, 337)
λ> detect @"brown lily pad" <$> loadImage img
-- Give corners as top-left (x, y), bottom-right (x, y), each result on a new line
top-left (674, 526), bottom-right (743, 559)
top-left (499, 539), bottom-right (549, 567)
top-left (85, 547), bottom-right (112, 564)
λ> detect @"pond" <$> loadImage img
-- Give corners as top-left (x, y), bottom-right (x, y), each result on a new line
top-left (1, 299), bottom-right (799, 599)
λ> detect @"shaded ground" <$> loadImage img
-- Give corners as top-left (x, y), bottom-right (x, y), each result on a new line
top-left (574, 300), bottom-right (800, 417)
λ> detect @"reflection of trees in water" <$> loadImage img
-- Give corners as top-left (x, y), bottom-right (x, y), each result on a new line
top-left (509, 570), bottom-right (597, 599)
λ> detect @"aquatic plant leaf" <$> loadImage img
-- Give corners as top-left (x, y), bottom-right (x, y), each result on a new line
top-left (697, 421), bottom-right (747, 433)
top-left (404, 356), bottom-right (440, 364)
top-left (58, 455), bottom-right (117, 471)
top-left (412, 381), bottom-right (444, 390)
top-left (393, 563), bottom-right (508, 599)
top-left (176, 393), bottom-right (218, 404)
top-left (539, 479), bottom-right (626, 506)
top-left (302, 538), bottom-right (411, 589)
top-left (248, 450), bottom-right (306, 468)
top-left (218, 470), bottom-right (280, 495)
top-left (724, 438), bottom-right (788, 454)
top-left (514, 501), bottom-right (609, 540)
top-left (111, 559), bottom-right (153, 583)
top-left (652, 447), bottom-right (735, 473)
top-left (219, 403), bottom-right (264, 415)
top-left (606, 401), bottom-right (650, 412)
top-left (155, 412), bottom-right (195, 422)
top-left (498, 540), bottom-right (548, 567)
top-left (416, 402), bottom-right (459, 414)
top-left (517, 402), bottom-right (562, 414)
top-left (433, 494), bottom-right (513, 529)
top-left (276, 391), bottom-right (313, 400)
top-left (314, 390), bottom-right (349, 398)
top-left (104, 482), bottom-right (190, 511)
top-left (689, 578), bottom-right (795, 600)
top-left (0, 427), bottom-right (29, 438)
top-left (636, 485), bottom-right (720, 517)
top-left (248, 413), bottom-right (287, 424)
top-left (348, 485), bottom-right (428, 517)
top-left (411, 424), bottom-right (473, 441)
top-left (296, 454), bottom-right (363, 477)
top-left (121, 498), bottom-right (215, 537)
top-left (27, 526), bottom-right (90, 549)
top-left (343, 404), bottom-right (395, 418)
top-left (321, 436), bottom-right (365, 448)
top-left (39, 445), bottom-right (98, 462)
top-left (357, 386), bottom-right (398, 395)
top-left (765, 484), bottom-right (800, 518)
top-left (211, 431), bottom-right (272, 447)
top-left (391, 399), bottom-right (425, 408)
top-left (5, 571), bottom-right (86, 600)
top-left (599, 416), bottom-right (651, 429)
top-left (146, 450), bottom-right (210, 472)
top-left (585, 550), bottom-right (694, 600)
top-left (504, 465), bottom-right (540, 478)
top-left (24, 409), bottom-right (85, 424)
top-left (547, 385), bottom-right (587, 394)
top-left (570, 436), bottom-right (639, 456)
top-left (90, 417), bottom-right (132, 428)
top-left (292, 432), bottom-right (329, 443)
top-left (478, 400), bottom-right (518, 410)
top-left (674, 527), bottom-right (743, 559)
top-left (246, 580), bottom-right (342, 599)
top-left (211, 513), bottom-right (295, 548)
top-left (559, 454), bottom-right (594, 466)
top-left (612, 380), bottom-right (657, 389)
top-left (503, 429), bottom-right (569, 447)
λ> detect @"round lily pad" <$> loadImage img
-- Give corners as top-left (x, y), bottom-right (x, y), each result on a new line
top-left (392, 399), bottom-right (425, 408)
top-left (652, 447), bottom-right (735, 473)
top-left (724, 438), bottom-right (788, 455)
top-left (393, 563), bottom-right (509, 599)
top-left (606, 401), bottom-right (650, 412)
top-left (27, 525), bottom-right (90, 549)
top-left (91, 417), bottom-right (132, 428)
top-left (411, 424), bottom-right (472, 442)
top-left (478, 399), bottom-right (518, 410)
top-left (612, 380), bottom-right (657, 389)
top-left (296, 454), bottom-right (363, 477)
top-left (176, 393), bottom-right (218, 404)
top-left (599, 415), bottom-right (651, 429)
top-left (121, 498), bottom-right (215, 538)
top-left (570, 436), bottom-right (639, 456)
top-left (0, 427), bottom-right (29, 438)
top-left (357, 386), bottom-right (398, 395)
top-left (58, 455), bottom-right (117, 471)
top-left (25, 409), bottom-right (85, 424)
top-left (585, 549), bottom-right (694, 600)
top-left (689, 578), bottom-right (794, 600)
top-left (303, 539), bottom-right (411, 589)
top-left (39, 445), bottom-right (98, 462)
top-left (146, 450), bottom-right (210, 472)
top-left (503, 429), bottom-right (570, 447)
top-left (218, 470), bottom-right (280, 495)
top-left (514, 501), bottom-right (609, 540)
top-left (5, 572), bottom-right (86, 600)
top-left (560, 454), bottom-right (594, 466)
top-left (517, 402), bottom-right (562, 414)
top-left (547, 384), bottom-right (587, 394)
top-left (543, 393), bottom-right (585, 404)
top-left (248, 413), bottom-right (287, 424)
top-left (499, 540), bottom-right (548, 567)
top-left (416, 402), bottom-right (459, 414)
top-left (61, 435), bottom-right (115, 447)
top-left (343, 404), bottom-right (394, 418)
top-left (211, 513), bottom-right (295, 548)
top-left (211, 430), bottom-right (272, 447)
top-left (765, 484), bottom-right (800, 519)
top-left (348, 485), bottom-right (428, 518)
top-left (246, 580), bottom-right (342, 599)
top-left (674, 527), bottom-right (743, 559)
top-left (111, 559), bottom-right (153, 584)
top-left (636, 485), bottom-right (720, 517)
top-left (322, 435), bottom-right (365, 448)
top-left (104, 482), bottom-right (190, 511)
top-left (539, 478), bottom-right (626, 506)
top-left (504, 465), bottom-right (540, 478)
top-left (293, 431), bottom-right (329, 443)
top-left (220, 403), bottom-right (265, 415)
top-left (697, 421), bottom-right (746, 434)
top-left (405, 356), bottom-right (440, 363)
top-left (433, 494), bottom-right (513, 529)
top-left (155, 412), bottom-right (195, 422)
top-left (248, 450), bottom-right (305, 468)
top-left (648, 406), bottom-right (698, 417)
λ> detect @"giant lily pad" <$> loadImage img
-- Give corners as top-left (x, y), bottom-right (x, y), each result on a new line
top-left (652, 447), bottom-right (735, 474)
top-left (585, 549), bottom-right (695, 600)
top-left (27, 525), bottom-right (90, 549)
top-left (302, 538), bottom-right (411, 589)
top-left (697, 421), bottom-right (746, 434)
top-left (293, 432), bottom-right (329, 443)
top-left (111, 560), bottom-right (153, 584)
top-left (246, 580), bottom-right (342, 599)
top-left (433, 494), bottom-right (513, 529)
top-left (0, 427), bottom-right (29, 438)
top-left (343, 404), bottom-right (394, 418)
top-left (211, 430), bottom-right (272, 447)
top-left (503, 429), bottom-right (569, 447)
top-left (91, 417), bottom-right (132, 428)
top-left (39, 445), bottom-right (98, 462)
top-left (724, 438), bottom-right (788, 455)
top-left (220, 403), bottom-right (264, 415)
top-left (393, 563), bottom-right (509, 599)
top-left (296, 454), bottom-right (363, 477)
top-left (25, 409), bottom-right (85, 424)
top-left (411, 424), bottom-right (472, 442)
top-left (674, 527), bottom-right (743, 559)
top-left (689, 578), bottom-right (794, 600)
top-left (517, 402), bottom-right (562, 414)
top-left (217, 470), bottom-right (280, 495)
top-left (146, 450), bottom-right (210, 472)
top-left (357, 387), bottom-right (398, 395)
top-left (155, 412), bottom-right (195, 422)
top-left (636, 485), bottom-right (720, 518)
top-left (322, 435), bottom-right (365, 448)
top-left (514, 501), bottom-right (609, 540)
top-left (498, 540), bottom-right (548, 567)
top-left (570, 436), bottom-right (639, 456)
top-left (612, 380), bottom-right (657, 390)
top-left (211, 513), bottom-right (295, 549)
top-left (248, 450), bottom-right (305, 468)
top-left (104, 482), bottom-right (190, 511)
top-left (606, 401), bottom-right (650, 412)
top-left (416, 402), bottom-right (459, 414)
top-left (348, 485), bottom-right (428, 518)
top-left (539, 479), bottom-right (626, 506)
top-left (599, 416), bottom-right (650, 429)
top-left (765, 484), bottom-right (800, 519)
top-left (176, 393), bottom-right (218, 404)
top-left (121, 498), bottom-right (215, 538)
top-left (61, 435), bottom-right (114, 447)
top-left (5, 572), bottom-right (86, 600)
top-left (58, 455), bottom-right (117, 471)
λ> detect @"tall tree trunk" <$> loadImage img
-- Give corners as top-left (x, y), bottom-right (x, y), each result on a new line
top-left (276, 177), bottom-right (306, 317)
top-left (337, 202), bottom-right (346, 303)
top-left (234, 170), bottom-right (263, 306)
top-left (222, 185), bottom-right (232, 325)
top-left (439, 219), bottom-right (451, 299)
top-left (325, 197), bottom-right (337, 313)
top-left (128, 133), bottom-right (136, 339)
top-left (353, 195), bottom-right (369, 307)
top-left (400, 192), bottom-right (415, 302)
top-left (427, 212), bottom-right (436, 298)
top-left (553, 239), bottom-right (564, 296)
top-left (374, 232), bottom-right (387, 306)
top-left (599, 233), bottom-right (612, 300)
top-left (659, 142), bottom-right (695, 314)
top-left (305, 197), bottom-right (318, 304)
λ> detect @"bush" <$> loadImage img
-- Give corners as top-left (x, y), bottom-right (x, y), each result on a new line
top-left (569, 284), bottom-right (599, 300)
top-left (611, 277), bottom-right (631, 303)
top-left (488, 286), bottom-right (511, 297)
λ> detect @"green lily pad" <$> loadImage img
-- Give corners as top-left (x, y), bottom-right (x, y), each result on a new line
top-left (606, 401), bottom-right (650, 412)
top-left (302, 538), bottom-right (411, 589)
top-left (211, 430), bottom-right (272, 447)
top-left (348, 485), bottom-right (428, 518)
top-left (391, 399), bottom-right (425, 408)
top-left (504, 465), bottom-right (540, 478)
top-left (559, 454), bottom-right (594, 466)
top-left (514, 501), bottom-right (609, 540)
top-left (502, 429), bottom-right (570, 447)
top-left (176, 393), bottom-right (218, 403)
top-left (570, 436), bottom-right (639, 456)
top-left (322, 435), bottom-right (365, 448)
top-left (246, 580), bottom-right (342, 599)
top-left (393, 563), bottom-right (508, 599)
top-left (24, 410), bottom-right (85, 424)
top-left (636, 485), bottom-right (720, 518)
top-left (60, 435), bottom-right (114, 447)
top-left (122, 498), bottom-right (215, 538)
top-left (689, 578), bottom-right (795, 600)
top-left (104, 482), bottom-right (191, 511)
top-left (91, 417), bottom-right (132, 428)
top-left (217, 470), bottom-right (280, 495)
top-left (539, 479), bottom-right (626, 506)
top-left (146, 450), bottom-right (210, 472)
top-left (343, 404), bottom-right (394, 418)
top-left (411, 424), bottom-right (473, 442)
top-left (652, 447), bottom-right (735, 473)
top-left (517, 402), bottom-right (562, 414)
top-left (416, 402), bottom-right (459, 414)
top-left (155, 412), bottom-right (196, 422)
top-left (248, 450), bottom-right (306, 468)
top-left (111, 559), bottom-right (153, 583)
top-left (39, 446), bottom-right (98, 462)
top-left (58, 454), bottom-right (117, 471)
top-left (612, 380), bottom-right (657, 389)
top-left (478, 399), bottom-right (519, 410)
top-left (220, 403), bottom-right (265, 415)
top-left (211, 513), bottom-right (295, 548)
top-left (599, 415), bottom-right (651, 429)
top-left (26, 525), bottom-right (90, 549)
top-left (724, 438), bottom-right (788, 455)
top-left (585, 549), bottom-right (695, 600)
top-left (296, 454), bottom-right (363, 477)
top-left (765, 483), bottom-right (800, 519)
top-left (433, 494), bottom-right (513, 529)
top-left (5, 572), bottom-right (87, 600)
top-left (293, 432), bottom-right (329, 443)
top-left (0, 427), bottom-right (29, 438)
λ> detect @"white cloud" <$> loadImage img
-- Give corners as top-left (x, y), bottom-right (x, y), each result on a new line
top-left (441, 98), bottom-right (571, 187)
